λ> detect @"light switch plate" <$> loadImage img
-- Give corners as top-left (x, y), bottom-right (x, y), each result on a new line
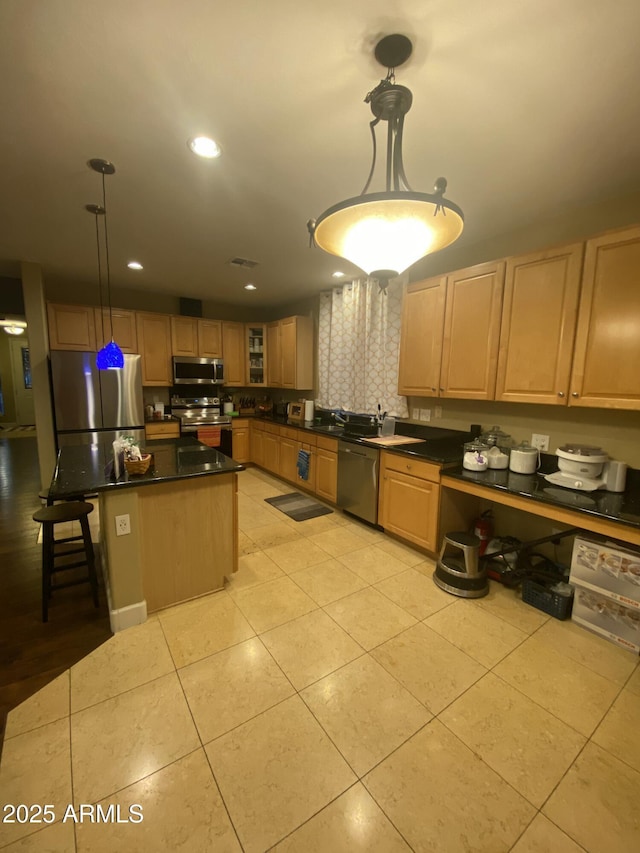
top-left (419, 409), bottom-right (431, 422)
top-left (412, 408), bottom-right (420, 420)
top-left (434, 406), bottom-right (442, 419)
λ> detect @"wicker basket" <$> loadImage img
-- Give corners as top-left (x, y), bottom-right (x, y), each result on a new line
top-left (124, 453), bottom-right (152, 475)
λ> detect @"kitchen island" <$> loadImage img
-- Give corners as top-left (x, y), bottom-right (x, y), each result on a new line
top-left (48, 437), bottom-right (244, 631)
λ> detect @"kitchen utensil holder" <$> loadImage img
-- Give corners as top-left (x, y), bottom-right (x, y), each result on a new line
top-left (522, 577), bottom-right (573, 619)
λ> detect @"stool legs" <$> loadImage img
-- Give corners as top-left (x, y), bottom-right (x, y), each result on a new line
top-left (80, 513), bottom-right (100, 608)
top-left (42, 521), bottom-right (53, 622)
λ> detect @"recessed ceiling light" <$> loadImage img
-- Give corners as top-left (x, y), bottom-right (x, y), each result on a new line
top-left (188, 136), bottom-right (222, 159)
top-left (332, 271), bottom-right (345, 278)
top-left (127, 261), bottom-right (143, 270)
top-left (244, 283), bottom-right (257, 291)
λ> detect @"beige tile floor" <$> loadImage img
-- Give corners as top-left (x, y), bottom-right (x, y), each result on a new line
top-left (3, 467), bottom-right (640, 852)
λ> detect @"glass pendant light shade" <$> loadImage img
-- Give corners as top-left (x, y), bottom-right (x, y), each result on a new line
top-left (96, 340), bottom-right (125, 370)
top-left (313, 191), bottom-right (464, 278)
top-left (309, 35), bottom-right (464, 281)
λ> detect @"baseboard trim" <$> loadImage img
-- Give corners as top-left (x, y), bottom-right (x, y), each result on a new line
top-left (108, 600), bottom-right (148, 633)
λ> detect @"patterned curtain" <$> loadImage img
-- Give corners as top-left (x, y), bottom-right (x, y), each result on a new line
top-left (317, 277), bottom-right (409, 417)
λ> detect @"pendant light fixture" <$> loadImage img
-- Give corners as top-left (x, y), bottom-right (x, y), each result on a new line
top-left (87, 158), bottom-right (124, 370)
top-left (308, 34), bottom-right (464, 283)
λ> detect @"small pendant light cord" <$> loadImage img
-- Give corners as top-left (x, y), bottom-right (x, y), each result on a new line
top-left (94, 211), bottom-right (106, 347)
top-left (101, 172), bottom-right (115, 342)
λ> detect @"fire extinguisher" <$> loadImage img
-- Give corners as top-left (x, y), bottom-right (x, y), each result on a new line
top-left (473, 510), bottom-right (494, 556)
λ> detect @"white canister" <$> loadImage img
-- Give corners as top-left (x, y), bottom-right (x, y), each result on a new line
top-left (509, 444), bottom-right (539, 474)
top-left (223, 402), bottom-right (233, 415)
top-left (304, 400), bottom-right (314, 422)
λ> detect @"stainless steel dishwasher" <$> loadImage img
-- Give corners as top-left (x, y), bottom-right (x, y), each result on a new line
top-left (337, 440), bottom-right (380, 525)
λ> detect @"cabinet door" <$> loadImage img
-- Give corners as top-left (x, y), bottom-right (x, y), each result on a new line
top-left (297, 441), bottom-right (316, 491)
top-left (95, 308), bottom-right (138, 353)
top-left (246, 323), bottom-right (266, 386)
top-left (145, 422), bottom-right (180, 441)
top-left (378, 468), bottom-right (440, 552)
top-left (315, 448), bottom-right (337, 503)
top-left (222, 322), bottom-right (244, 385)
top-left (266, 321), bottom-right (281, 386)
top-left (136, 312), bottom-right (172, 386)
top-left (495, 244), bottom-right (583, 405)
top-left (47, 303), bottom-right (96, 351)
top-left (440, 261), bottom-right (505, 400)
top-left (279, 435), bottom-right (299, 482)
top-left (570, 225), bottom-right (640, 409)
top-left (171, 316), bottom-right (198, 356)
top-left (232, 429), bottom-right (250, 463)
top-left (397, 278), bottom-right (446, 396)
top-left (251, 424), bottom-right (264, 466)
top-left (262, 431), bottom-right (280, 474)
top-left (198, 320), bottom-right (222, 358)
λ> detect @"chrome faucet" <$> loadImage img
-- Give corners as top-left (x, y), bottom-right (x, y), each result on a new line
top-left (331, 411), bottom-right (347, 425)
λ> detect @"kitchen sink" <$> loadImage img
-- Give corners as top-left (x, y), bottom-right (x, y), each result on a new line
top-left (313, 425), bottom-right (344, 435)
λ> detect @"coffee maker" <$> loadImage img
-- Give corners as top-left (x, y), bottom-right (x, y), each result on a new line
top-left (544, 444), bottom-right (627, 493)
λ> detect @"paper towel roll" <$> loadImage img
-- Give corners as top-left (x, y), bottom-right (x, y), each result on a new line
top-left (304, 400), bottom-right (314, 422)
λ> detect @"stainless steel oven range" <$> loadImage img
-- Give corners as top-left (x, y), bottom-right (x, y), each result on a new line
top-left (170, 396), bottom-right (233, 456)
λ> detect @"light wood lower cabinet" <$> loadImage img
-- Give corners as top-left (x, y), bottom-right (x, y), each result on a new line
top-left (251, 421), bottom-right (264, 467)
top-left (144, 421), bottom-right (180, 441)
top-left (378, 452), bottom-right (441, 552)
top-left (279, 428), bottom-right (299, 482)
top-left (315, 435), bottom-right (338, 503)
top-left (232, 419), bottom-right (250, 463)
top-left (262, 426), bottom-right (281, 474)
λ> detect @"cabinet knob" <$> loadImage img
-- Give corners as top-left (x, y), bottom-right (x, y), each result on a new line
top-left (406, 464), bottom-right (412, 470)
top-left (557, 391), bottom-right (565, 398)
top-left (439, 387), bottom-right (444, 392)
top-left (571, 392), bottom-right (579, 398)
top-left (431, 387), bottom-right (436, 392)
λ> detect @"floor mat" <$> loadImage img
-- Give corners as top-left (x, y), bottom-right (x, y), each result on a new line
top-left (264, 492), bottom-right (333, 522)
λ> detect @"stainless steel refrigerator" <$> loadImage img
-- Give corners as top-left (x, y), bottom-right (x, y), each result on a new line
top-left (50, 351), bottom-right (144, 448)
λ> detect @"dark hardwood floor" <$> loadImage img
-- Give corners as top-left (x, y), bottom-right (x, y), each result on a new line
top-left (0, 436), bottom-right (112, 753)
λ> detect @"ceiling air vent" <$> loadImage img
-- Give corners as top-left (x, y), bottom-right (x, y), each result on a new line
top-left (228, 257), bottom-right (259, 269)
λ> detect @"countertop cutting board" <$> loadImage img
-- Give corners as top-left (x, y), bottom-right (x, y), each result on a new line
top-left (361, 436), bottom-right (426, 446)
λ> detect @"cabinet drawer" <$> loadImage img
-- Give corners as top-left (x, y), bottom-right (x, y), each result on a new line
top-left (263, 422), bottom-right (281, 436)
top-left (381, 451), bottom-right (440, 483)
top-left (233, 419), bottom-right (250, 430)
top-left (298, 430), bottom-right (316, 445)
top-left (145, 421), bottom-right (180, 440)
top-left (316, 434), bottom-right (338, 452)
top-left (279, 426), bottom-right (298, 439)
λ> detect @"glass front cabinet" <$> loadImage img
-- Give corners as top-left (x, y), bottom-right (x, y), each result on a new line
top-left (245, 323), bottom-right (266, 386)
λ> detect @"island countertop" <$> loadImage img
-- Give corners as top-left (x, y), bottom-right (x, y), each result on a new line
top-left (49, 437), bottom-right (244, 500)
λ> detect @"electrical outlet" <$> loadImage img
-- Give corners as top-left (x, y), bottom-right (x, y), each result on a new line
top-left (531, 433), bottom-right (550, 452)
top-left (115, 514), bottom-right (131, 536)
top-left (412, 408), bottom-right (420, 420)
top-left (419, 408), bottom-right (431, 422)
top-left (434, 406), bottom-right (442, 419)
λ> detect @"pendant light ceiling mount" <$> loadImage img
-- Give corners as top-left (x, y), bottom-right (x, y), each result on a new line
top-left (308, 33), bottom-right (464, 284)
top-left (87, 158), bottom-right (124, 369)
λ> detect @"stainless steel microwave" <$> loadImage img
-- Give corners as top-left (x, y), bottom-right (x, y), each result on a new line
top-left (172, 356), bottom-right (224, 385)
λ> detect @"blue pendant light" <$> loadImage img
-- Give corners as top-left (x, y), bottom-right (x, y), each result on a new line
top-left (87, 159), bottom-right (124, 370)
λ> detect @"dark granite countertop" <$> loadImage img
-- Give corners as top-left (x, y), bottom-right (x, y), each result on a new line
top-left (144, 415), bottom-right (180, 424)
top-left (442, 465), bottom-right (640, 532)
top-left (255, 414), bottom-right (471, 464)
top-left (49, 437), bottom-right (243, 500)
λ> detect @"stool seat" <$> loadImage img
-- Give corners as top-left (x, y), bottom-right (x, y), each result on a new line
top-left (33, 501), bottom-right (99, 622)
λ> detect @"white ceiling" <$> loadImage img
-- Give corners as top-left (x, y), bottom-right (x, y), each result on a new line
top-left (1, 0), bottom-right (640, 309)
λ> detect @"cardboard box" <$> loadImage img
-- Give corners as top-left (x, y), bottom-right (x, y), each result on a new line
top-left (570, 535), bottom-right (640, 608)
top-left (572, 583), bottom-right (640, 653)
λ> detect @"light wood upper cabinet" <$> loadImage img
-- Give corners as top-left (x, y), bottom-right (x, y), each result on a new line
top-left (266, 321), bottom-right (281, 387)
top-left (171, 316), bottom-right (198, 356)
top-left (440, 261), bottom-right (505, 400)
top-left (47, 303), bottom-right (96, 351)
top-left (221, 322), bottom-right (244, 386)
top-left (397, 277), bottom-right (446, 397)
top-left (495, 243), bottom-right (584, 405)
top-left (245, 323), bottom-right (266, 386)
top-left (280, 316), bottom-right (314, 389)
top-left (199, 319), bottom-right (222, 358)
top-left (170, 317), bottom-right (222, 358)
top-left (95, 307), bottom-right (138, 353)
top-left (136, 311), bottom-right (172, 386)
top-left (569, 225), bottom-right (640, 409)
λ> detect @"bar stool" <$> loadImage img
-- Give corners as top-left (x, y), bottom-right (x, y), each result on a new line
top-left (32, 501), bottom-right (100, 622)
top-left (433, 531), bottom-right (489, 598)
